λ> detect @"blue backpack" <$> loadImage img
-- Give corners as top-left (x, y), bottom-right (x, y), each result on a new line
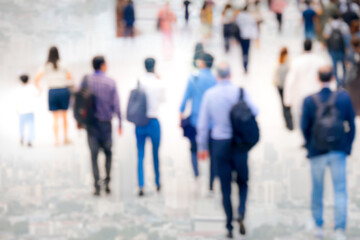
top-left (126, 83), bottom-right (149, 126)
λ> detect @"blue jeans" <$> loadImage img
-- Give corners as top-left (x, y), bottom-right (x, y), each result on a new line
top-left (136, 119), bottom-right (161, 189)
top-left (329, 50), bottom-right (346, 87)
top-left (305, 26), bottom-right (315, 40)
top-left (19, 113), bottom-right (34, 143)
top-left (310, 151), bottom-right (347, 230)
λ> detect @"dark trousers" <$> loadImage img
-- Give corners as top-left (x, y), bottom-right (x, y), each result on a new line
top-left (235, 37), bottom-right (251, 73)
top-left (211, 139), bottom-right (249, 231)
top-left (278, 88), bottom-right (294, 130)
top-left (223, 23), bottom-right (234, 53)
top-left (276, 13), bottom-right (282, 32)
top-left (87, 121), bottom-right (112, 190)
top-left (190, 138), bottom-right (216, 190)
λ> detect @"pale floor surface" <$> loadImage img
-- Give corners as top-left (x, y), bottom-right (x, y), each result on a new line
top-left (0, 0), bottom-right (360, 239)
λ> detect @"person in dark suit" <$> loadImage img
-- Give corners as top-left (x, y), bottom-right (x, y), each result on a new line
top-left (301, 66), bottom-right (356, 240)
top-left (123, 0), bottom-right (135, 37)
top-left (184, 0), bottom-right (191, 25)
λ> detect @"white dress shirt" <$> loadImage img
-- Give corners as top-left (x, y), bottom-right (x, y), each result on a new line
top-left (236, 11), bottom-right (258, 40)
top-left (284, 52), bottom-right (327, 125)
top-left (139, 73), bottom-right (165, 119)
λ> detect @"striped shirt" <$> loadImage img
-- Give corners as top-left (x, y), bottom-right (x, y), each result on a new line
top-left (82, 71), bottom-right (122, 127)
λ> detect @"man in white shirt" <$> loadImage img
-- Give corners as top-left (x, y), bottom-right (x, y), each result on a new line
top-left (284, 39), bottom-right (326, 128)
top-left (136, 58), bottom-right (165, 197)
top-left (235, 5), bottom-right (259, 74)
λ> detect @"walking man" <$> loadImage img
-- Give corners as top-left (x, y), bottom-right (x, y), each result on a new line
top-left (301, 66), bottom-right (356, 240)
top-left (83, 56), bottom-right (122, 196)
top-left (197, 62), bottom-right (258, 238)
top-left (180, 53), bottom-right (216, 188)
top-left (136, 58), bottom-right (165, 197)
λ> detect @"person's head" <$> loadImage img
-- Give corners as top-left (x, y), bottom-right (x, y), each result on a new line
top-left (243, 5), bottom-right (249, 11)
top-left (19, 74), bottom-right (29, 85)
top-left (92, 56), bottom-right (107, 72)
top-left (305, 0), bottom-right (311, 6)
top-left (332, 12), bottom-right (340, 20)
top-left (202, 1), bottom-right (208, 10)
top-left (47, 46), bottom-right (60, 70)
top-left (197, 52), bottom-right (214, 69)
top-left (222, 3), bottom-right (232, 15)
top-left (279, 47), bottom-right (288, 64)
top-left (216, 62), bottom-right (231, 80)
top-left (318, 66), bottom-right (334, 84)
top-left (194, 42), bottom-right (204, 55)
top-left (145, 57), bottom-right (156, 73)
top-left (303, 39), bottom-right (312, 52)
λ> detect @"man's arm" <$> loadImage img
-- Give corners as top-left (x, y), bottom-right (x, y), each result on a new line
top-left (112, 85), bottom-right (122, 134)
top-left (344, 93), bottom-right (356, 151)
top-left (180, 78), bottom-right (193, 115)
top-left (300, 97), bottom-right (314, 147)
top-left (197, 92), bottom-right (211, 156)
top-left (244, 89), bottom-right (259, 117)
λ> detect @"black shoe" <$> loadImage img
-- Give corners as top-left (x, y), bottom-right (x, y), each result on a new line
top-left (239, 219), bottom-right (246, 235)
top-left (138, 189), bottom-right (144, 197)
top-left (93, 188), bottom-right (100, 196)
top-left (226, 231), bottom-right (233, 239)
top-left (105, 185), bottom-right (111, 194)
top-left (156, 186), bottom-right (161, 192)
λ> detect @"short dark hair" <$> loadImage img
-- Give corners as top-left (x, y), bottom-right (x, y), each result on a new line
top-left (20, 74), bottom-right (29, 84)
top-left (145, 58), bottom-right (156, 72)
top-left (200, 53), bottom-right (214, 68)
top-left (332, 12), bottom-right (340, 20)
top-left (304, 39), bottom-right (312, 52)
top-left (319, 68), bottom-right (333, 82)
top-left (92, 56), bottom-right (106, 71)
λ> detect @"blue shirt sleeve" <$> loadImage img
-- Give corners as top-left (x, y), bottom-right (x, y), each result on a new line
top-left (301, 97), bottom-right (315, 149)
top-left (243, 89), bottom-right (259, 117)
top-left (197, 92), bottom-right (211, 151)
top-left (343, 93), bottom-right (356, 154)
top-left (180, 77), bottom-right (193, 113)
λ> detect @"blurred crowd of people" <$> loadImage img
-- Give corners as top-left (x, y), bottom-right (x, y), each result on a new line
top-left (14, 0), bottom-right (360, 239)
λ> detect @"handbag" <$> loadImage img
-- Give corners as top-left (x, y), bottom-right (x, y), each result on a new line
top-left (181, 117), bottom-right (197, 142)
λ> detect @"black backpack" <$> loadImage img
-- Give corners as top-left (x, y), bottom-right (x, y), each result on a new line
top-left (126, 82), bottom-right (149, 127)
top-left (311, 92), bottom-right (345, 152)
top-left (230, 88), bottom-right (260, 151)
top-left (74, 76), bottom-right (95, 128)
top-left (327, 28), bottom-right (345, 52)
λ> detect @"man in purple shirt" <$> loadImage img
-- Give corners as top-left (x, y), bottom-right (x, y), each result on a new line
top-left (82, 56), bottom-right (122, 196)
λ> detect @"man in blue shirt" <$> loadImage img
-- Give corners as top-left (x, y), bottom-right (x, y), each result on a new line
top-left (180, 53), bottom-right (216, 189)
top-left (301, 66), bottom-right (355, 240)
top-left (302, 0), bottom-right (317, 40)
top-left (197, 62), bottom-right (258, 238)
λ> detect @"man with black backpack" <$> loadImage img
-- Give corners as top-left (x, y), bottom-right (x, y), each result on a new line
top-left (79, 56), bottom-right (122, 196)
top-left (301, 66), bottom-right (355, 240)
top-left (323, 13), bottom-right (350, 87)
top-left (197, 62), bottom-right (258, 238)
